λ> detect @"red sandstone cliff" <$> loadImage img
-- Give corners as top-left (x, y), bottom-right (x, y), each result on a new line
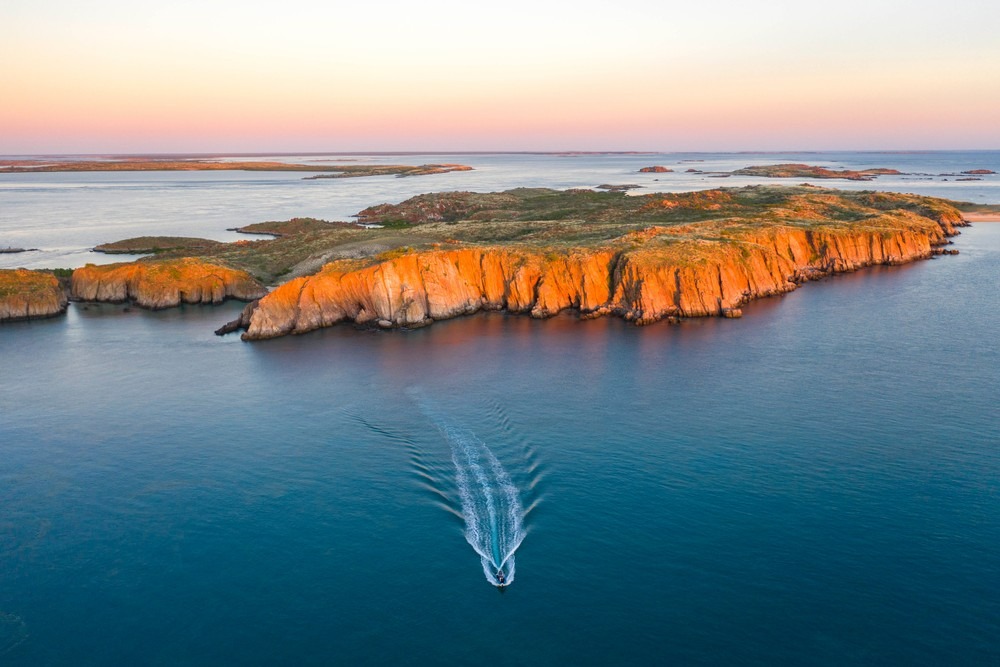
top-left (241, 210), bottom-right (956, 340)
top-left (71, 258), bottom-right (267, 309)
top-left (0, 269), bottom-right (68, 322)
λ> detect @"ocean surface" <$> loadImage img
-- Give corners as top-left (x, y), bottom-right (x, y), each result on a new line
top-left (1, 152), bottom-right (999, 664)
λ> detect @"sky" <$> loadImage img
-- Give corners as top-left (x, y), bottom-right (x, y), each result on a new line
top-left (2, 0), bottom-right (999, 153)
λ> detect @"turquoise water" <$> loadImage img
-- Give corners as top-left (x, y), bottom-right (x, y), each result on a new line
top-left (1, 154), bottom-right (999, 664)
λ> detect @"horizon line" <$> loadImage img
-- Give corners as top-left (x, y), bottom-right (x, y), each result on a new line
top-left (3, 149), bottom-right (1000, 159)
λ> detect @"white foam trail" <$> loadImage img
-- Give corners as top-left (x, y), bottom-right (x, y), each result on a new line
top-left (416, 398), bottom-right (526, 586)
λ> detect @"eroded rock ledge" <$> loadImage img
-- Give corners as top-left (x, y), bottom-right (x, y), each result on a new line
top-left (0, 269), bottom-right (68, 322)
top-left (238, 208), bottom-right (959, 340)
top-left (71, 258), bottom-right (267, 309)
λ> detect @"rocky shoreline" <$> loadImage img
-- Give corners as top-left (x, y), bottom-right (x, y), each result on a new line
top-left (232, 214), bottom-right (961, 340)
top-left (0, 269), bottom-right (68, 321)
top-left (70, 258), bottom-right (266, 309)
top-left (1, 185), bottom-right (979, 332)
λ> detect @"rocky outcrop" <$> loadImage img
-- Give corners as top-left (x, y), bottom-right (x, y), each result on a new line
top-left (734, 164), bottom-right (902, 181)
top-left (0, 269), bottom-right (68, 322)
top-left (71, 258), bottom-right (267, 309)
top-left (639, 166), bottom-right (673, 173)
top-left (214, 299), bottom-right (260, 335)
top-left (239, 210), bottom-right (955, 340)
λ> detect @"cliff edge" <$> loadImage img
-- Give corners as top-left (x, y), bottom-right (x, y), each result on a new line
top-left (0, 269), bottom-right (69, 322)
top-left (71, 258), bottom-right (267, 309)
top-left (240, 206), bottom-right (958, 340)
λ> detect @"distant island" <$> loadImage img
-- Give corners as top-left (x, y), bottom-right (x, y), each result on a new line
top-left (94, 237), bottom-right (224, 254)
top-left (637, 163), bottom-right (909, 181)
top-left (5, 185), bottom-right (992, 335)
top-left (732, 164), bottom-right (902, 181)
top-left (0, 159), bottom-right (473, 179)
top-left (304, 164), bottom-right (473, 179)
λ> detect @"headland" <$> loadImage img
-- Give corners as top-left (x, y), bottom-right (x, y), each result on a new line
top-left (4, 185), bottom-right (986, 331)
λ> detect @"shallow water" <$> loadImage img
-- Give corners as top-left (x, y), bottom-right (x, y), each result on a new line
top-left (1, 154), bottom-right (999, 664)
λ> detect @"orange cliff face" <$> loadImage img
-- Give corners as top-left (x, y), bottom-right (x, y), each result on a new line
top-left (71, 258), bottom-right (267, 309)
top-left (241, 209), bottom-right (955, 340)
top-left (0, 269), bottom-right (68, 322)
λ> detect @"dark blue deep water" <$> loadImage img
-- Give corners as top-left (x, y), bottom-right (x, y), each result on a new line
top-left (2, 225), bottom-right (998, 665)
top-left (1, 153), bottom-right (999, 664)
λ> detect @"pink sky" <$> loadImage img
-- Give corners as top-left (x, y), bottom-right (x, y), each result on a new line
top-left (3, 0), bottom-right (999, 153)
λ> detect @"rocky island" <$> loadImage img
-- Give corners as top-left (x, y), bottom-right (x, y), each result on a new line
top-left (94, 237), bottom-right (224, 254)
top-left (70, 258), bottom-right (267, 310)
top-left (5, 185), bottom-right (990, 330)
top-left (0, 269), bottom-right (68, 321)
top-left (226, 186), bottom-right (966, 339)
top-left (0, 159), bottom-right (473, 179)
top-left (303, 164), bottom-right (473, 179)
top-left (732, 164), bottom-right (902, 181)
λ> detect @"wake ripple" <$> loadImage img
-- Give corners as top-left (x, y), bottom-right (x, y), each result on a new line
top-left (415, 397), bottom-right (527, 587)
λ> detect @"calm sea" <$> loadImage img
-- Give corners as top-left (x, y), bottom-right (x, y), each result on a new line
top-left (1, 153), bottom-right (998, 664)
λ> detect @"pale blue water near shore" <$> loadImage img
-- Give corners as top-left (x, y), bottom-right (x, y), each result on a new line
top-left (2, 150), bottom-right (999, 270)
top-left (1, 153), bottom-right (999, 664)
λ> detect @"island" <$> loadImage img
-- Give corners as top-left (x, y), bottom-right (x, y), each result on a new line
top-left (0, 269), bottom-right (68, 321)
top-left (595, 184), bottom-right (642, 192)
top-left (303, 164), bottom-right (473, 179)
top-left (94, 237), bottom-right (224, 254)
top-left (0, 159), bottom-right (473, 179)
top-left (70, 258), bottom-right (267, 310)
top-left (639, 166), bottom-right (673, 173)
top-left (223, 186), bottom-right (966, 339)
top-left (732, 164), bottom-right (902, 181)
top-left (5, 185), bottom-right (986, 330)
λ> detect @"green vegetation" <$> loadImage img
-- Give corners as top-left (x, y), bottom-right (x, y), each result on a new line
top-left (94, 236), bottom-right (223, 254)
top-left (732, 164), bottom-right (902, 181)
top-left (951, 201), bottom-right (1000, 214)
top-left (42, 268), bottom-right (74, 289)
top-left (304, 164), bottom-right (473, 179)
top-left (375, 246), bottom-right (414, 262)
top-left (0, 160), bottom-right (474, 178)
top-left (231, 218), bottom-right (351, 236)
top-left (0, 269), bottom-right (59, 298)
top-left (91, 185), bottom-right (965, 285)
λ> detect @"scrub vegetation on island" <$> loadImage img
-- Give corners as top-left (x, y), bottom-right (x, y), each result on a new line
top-left (6, 185), bottom-right (992, 332)
top-left (0, 159), bottom-right (473, 179)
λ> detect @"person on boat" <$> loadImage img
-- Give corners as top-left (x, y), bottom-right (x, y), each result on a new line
top-left (496, 569), bottom-right (506, 585)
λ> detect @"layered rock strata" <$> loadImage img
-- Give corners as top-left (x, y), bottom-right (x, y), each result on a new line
top-left (240, 210), bottom-right (958, 340)
top-left (0, 269), bottom-right (68, 322)
top-left (71, 258), bottom-right (267, 309)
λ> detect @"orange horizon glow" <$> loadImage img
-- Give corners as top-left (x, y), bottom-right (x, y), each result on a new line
top-left (3, 0), bottom-right (999, 153)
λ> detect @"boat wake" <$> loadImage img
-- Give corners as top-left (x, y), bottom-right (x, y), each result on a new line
top-left (354, 392), bottom-right (537, 588)
top-left (412, 394), bottom-right (529, 587)
top-left (436, 415), bottom-right (525, 586)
